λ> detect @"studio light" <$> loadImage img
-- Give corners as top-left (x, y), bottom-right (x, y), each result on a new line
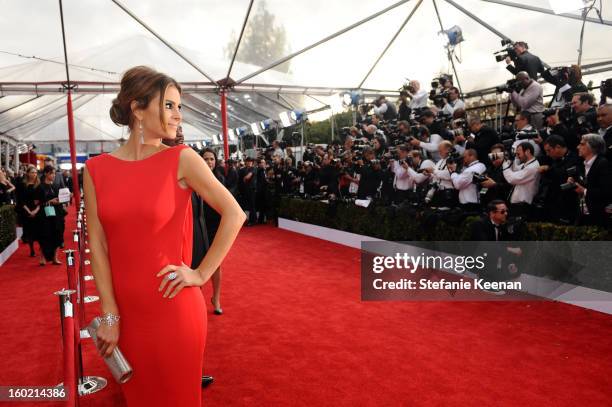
top-left (251, 123), bottom-right (261, 136)
top-left (290, 109), bottom-right (306, 122)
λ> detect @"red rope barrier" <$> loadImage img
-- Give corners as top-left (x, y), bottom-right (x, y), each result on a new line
top-left (62, 302), bottom-right (79, 407)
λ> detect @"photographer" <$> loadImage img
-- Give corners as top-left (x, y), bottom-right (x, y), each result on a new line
top-left (390, 145), bottom-right (413, 203)
top-left (419, 109), bottom-right (451, 141)
top-left (510, 72), bottom-right (544, 129)
top-left (449, 149), bottom-right (486, 213)
top-left (441, 87), bottom-right (465, 117)
top-left (549, 65), bottom-right (588, 108)
top-left (542, 109), bottom-right (575, 151)
top-left (372, 95), bottom-right (397, 121)
top-left (570, 134), bottom-right (611, 227)
top-left (356, 147), bottom-right (383, 200)
top-left (480, 144), bottom-right (511, 206)
top-left (467, 116), bottom-right (500, 166)
top-left (238, 157), bottom-right (258, 226)
top-left (538, 136), bottom-right (580, 224)
top-left (597, 104), bottom-right (612, 162)
top-left (409, 126), bottom-right (442, 162)
top-left (505, 41), bottom-right (546, 80)
top-left (318, 155), bottom-right (340, 197)
top-left (372, 136), bottom-right (387, 159)
top-left (502, 142), bottom-right (541, 219)
top-left (406, 80), bottom-right (428, 110)
top-left (511, 111), bottom-right (542, 158)
top-left (406, 150), bottom-right (435, 191)
top-left (570, 92), bottom-right (599, 138)
top-left (398, 91), bottom-right (412, 122)
top-left (421, 141), bottom-right (458, 207)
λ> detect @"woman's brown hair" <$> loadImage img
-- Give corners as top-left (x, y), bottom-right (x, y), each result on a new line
top-left (110, 66), bottom-right (182, 131)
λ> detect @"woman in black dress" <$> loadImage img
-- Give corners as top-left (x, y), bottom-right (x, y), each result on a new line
top-left (36, 165), bottom-right (65, 265)
top-left (192, 148), bottom-right (224, 314)
top-left (18, 165), bottom-right (42, 257)
top-left (0, 169), bottom-right (16, 205)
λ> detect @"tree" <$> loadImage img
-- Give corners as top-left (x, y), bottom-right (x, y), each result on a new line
top-left (225, 1), bottom-right (291, 74)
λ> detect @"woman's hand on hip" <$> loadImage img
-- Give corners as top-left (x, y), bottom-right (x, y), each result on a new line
top-left (157, 263), bottom-right (205, 299)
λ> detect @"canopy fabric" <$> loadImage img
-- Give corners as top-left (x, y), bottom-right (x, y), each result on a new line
top-left (0, 0), bottom-right (610, 144)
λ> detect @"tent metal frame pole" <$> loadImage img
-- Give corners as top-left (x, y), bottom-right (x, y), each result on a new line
top-left (226, 0), bottom-right (255, 80)
top-left (481, 0), bottom-right (612, 27)
top-left (220, 90), bottom-right (230, 174)
top-left (358, 0), bottom-right (423, 88)
top-left (255, 92), bottom-right (293, 110)
top-left (59, 0), bottom-right (81, 209)
top-left (0, 96), bottom-right (40, 115)
top-left (110, 0), bottom-right (217, 83)
top-left (234, 0), bottom-right (415, 85)
top-left (190, 94), bottom-right (252, 126)
top-left (432, 0), bottom-right (463, 94)
top-left (442, 0), bottom-right (513, 41)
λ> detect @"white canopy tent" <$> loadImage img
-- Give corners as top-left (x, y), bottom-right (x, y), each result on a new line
top-left (0, 0), bottom-right (611, 152)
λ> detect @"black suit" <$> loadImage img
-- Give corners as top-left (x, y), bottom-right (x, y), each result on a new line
top-left (468, 126), bottom-right (499, 166)
top-left (506, 51), bottom-right (546, 80)
top-left (469, 218), bottom-right (508, 241)
top-left (579, 155), bottom-right (612, 227)
top-left (602, 127), bottom-right (612, 163)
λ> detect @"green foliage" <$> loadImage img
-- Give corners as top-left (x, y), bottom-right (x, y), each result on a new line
top-left (225, 1), bottom-right (291, 73)
top-left (305, 111), bottom-right (354, 145)
top-left (278, 197), bottom-right (610, 241)
top-left (0, 205), bottom-right (17, 253)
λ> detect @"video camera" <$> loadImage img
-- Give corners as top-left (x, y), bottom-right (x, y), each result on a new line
top-left (494, 39), bottom-right (516, 63)
top-left (543, 104), bottom-right (572, 124)
top-left (496, 78), bottom-right (522, 94)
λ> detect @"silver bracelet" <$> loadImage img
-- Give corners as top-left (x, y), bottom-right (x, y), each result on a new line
top-left (99, 312), bottom-right (120, 326)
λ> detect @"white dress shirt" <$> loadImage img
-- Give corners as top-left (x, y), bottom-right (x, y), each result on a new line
top-left (409, 90), bottom-right (429, 109)
top-left (432, 157), bottom-right (454, 190)
top-left (503, 157), bottom-right (541, 204)
top-left (418, 134), bottom-right (442, 162)
top-left (407, 159), bottom-right (435, 186)
top-left (391, 160), bottom-right (413, 191)
top-left (451, 160), bottom-right (486, 204)
top-left (442, 99), bottom-right (465, 116)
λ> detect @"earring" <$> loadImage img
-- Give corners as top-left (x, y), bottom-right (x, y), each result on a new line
top-left (139, 121), bottom-right (144, 144)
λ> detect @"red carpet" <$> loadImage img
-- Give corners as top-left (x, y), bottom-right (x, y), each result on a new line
top-left (1, 206), bottom-right (611, 406)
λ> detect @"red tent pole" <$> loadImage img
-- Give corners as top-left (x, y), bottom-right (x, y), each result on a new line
top-left (66, 90), bottom-right (80, 207)
top-left (220, 89), bottom-right (230, 176)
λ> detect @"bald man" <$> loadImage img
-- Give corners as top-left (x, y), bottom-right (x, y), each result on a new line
top-left (597, 104), bottom-right (612, 162)
top-left (510, 71), bottom-right (544, 129)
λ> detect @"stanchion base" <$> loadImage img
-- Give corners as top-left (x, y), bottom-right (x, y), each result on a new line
top-left (84, 275), bottom-right (94, 281)
top-left (56, 376), bottom-right (107, 396)
top-left (80, 328), bottom-right (91, 339)
top-left (84, 296), bottom-right (99, 303)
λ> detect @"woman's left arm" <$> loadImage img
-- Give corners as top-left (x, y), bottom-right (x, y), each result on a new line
top-left (157, 148), bottom-right (246, 298)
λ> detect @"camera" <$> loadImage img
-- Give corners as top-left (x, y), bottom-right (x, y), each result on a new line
top-left (496, 79), bottom-right (522, 94)
top-left (471, 173), bottom-right (488, 184)
top-left (543, 104), bottom-right (572, 124)
top-left (516, 129), bottom-right (540, 140)
top-left (424, 181), bottom-right (439, 204)
top-left (560, 166), bottom-right (584, 191)
top-left (488, 151), bottom-right (506, 162)
top-left (601, 78), bottom-right (612, 103)
top-left (493, 39), bottom-right (516, 63)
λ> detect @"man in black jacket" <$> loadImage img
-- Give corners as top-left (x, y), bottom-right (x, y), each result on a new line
top-left (238, 157), bottom-right (258, 226)
top-left (570, 134), bottom-right (612, 227)
top-left (539, 136), bottom-right (580, 224)
top-left (467, 116), bottom-right (499, 166)
top-left (505, 41), bottom-right (546, 80)
top-left (597, 104), bottom-right (612, 162)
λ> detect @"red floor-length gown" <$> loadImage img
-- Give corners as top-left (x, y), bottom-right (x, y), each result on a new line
top-left (86, 144), bottom-right (206, 406)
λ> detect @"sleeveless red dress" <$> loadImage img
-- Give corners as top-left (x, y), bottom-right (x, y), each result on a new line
top-left (86, 145), bottom-right (206, 406)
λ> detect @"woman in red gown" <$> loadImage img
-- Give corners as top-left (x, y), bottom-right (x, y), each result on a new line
top-left (83, 66), bottom-right (245, 406)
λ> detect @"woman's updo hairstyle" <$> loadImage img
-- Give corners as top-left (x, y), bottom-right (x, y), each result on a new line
top-left (110, 66), bottom-right (182, 131)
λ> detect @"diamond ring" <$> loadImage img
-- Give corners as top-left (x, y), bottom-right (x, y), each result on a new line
top-left (167, 272), bottom-right (178, 281)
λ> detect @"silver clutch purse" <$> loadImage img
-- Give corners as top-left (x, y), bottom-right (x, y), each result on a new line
top-left (87, 317), bottom-right (133, 384)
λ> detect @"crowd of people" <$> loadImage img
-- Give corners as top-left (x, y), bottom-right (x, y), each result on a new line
top-left (1, 159), bottom-right (76, 265)
top-left (246, 42), bottom-right (612, 229)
